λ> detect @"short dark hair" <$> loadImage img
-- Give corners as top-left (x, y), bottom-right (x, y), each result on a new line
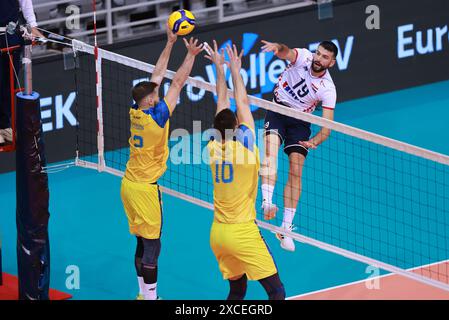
top-left (214, 109), bottom-right (237, 140)
top-left (132, 81), bottom-right (158, 105)
top-left (319, 41), bottom-right (338, 58)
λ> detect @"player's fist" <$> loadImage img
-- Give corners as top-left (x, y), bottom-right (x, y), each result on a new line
top-left (299, 140), bottom-right (317, 149)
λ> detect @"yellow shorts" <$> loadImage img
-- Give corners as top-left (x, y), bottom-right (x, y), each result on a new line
top-left (120, 177), bottom-right (163, 239)
top-left (210, 220), bottom-right (278, 281)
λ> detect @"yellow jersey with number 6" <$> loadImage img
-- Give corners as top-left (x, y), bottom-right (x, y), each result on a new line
top-left (124, 99), bottom-right (171, 183)
top-left (208, 123), bottom-right (260, 224)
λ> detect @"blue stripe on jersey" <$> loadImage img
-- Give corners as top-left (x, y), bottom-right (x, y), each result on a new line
top-left (157, 185), bottom-right (163, 239)
top-left (255, 221), bottom-right (279, 272)
top-left (142, 100), bottom-right (170, 128)
top-left (235, 124), bottom-right (255, 152)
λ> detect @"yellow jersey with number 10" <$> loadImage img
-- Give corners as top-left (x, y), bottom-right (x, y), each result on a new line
top-left (124, 99), bottom-right (171, 183)
top-left (208, 123), bottom-right (260, 224)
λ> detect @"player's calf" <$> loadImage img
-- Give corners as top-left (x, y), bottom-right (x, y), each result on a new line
top-left (227, 274), bottom-right (248, 300)
top-left (141, 238), bottom-right (161, 300)
top-left (258, 273), bottom-right (285, 300)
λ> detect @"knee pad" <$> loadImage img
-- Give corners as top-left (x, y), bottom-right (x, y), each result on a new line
top-left (259, 273), bottom-right (286, 300)
top-left (142, 238), bottom-right (161, 266)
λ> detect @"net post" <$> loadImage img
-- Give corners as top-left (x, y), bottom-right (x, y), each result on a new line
top-left (16, 37), bottom-right (51, 299)
top-left (23, 45), bottom-right (32, 95)
top-left (10, 48), bottom-right (17, 150)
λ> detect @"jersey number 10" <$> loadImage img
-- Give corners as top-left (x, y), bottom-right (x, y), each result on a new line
top-left (215, 162), bottom-right (234, 184)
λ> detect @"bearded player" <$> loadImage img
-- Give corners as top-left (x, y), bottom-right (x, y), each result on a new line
top-left (260, 40), bottom-right (338, 252)
top-left (120, 26), bottom-right (204, 300)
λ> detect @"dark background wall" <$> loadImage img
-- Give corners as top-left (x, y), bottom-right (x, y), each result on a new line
top-left (1, 0), bottom-right (448, 173)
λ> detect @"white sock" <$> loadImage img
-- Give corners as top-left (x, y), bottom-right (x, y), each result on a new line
top-left (143, 282), bottom-right (157, 300)
top-left (138, 276), bottom-right (144, 295)
top-left (283, 208), bottom-right (296, 226)
top-left (261, 184), bottom-right (275, 204)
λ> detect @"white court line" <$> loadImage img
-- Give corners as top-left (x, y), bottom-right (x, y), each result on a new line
top-left (287, 259), bottom-right (449, 300)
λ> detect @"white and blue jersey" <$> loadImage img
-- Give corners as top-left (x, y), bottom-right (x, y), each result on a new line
top-left (266, 48), bottom-right (337, 157)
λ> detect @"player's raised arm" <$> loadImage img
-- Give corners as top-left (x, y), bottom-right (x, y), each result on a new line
top-left (204, 40), bottom-right (230, 115)
top-left (226, 44), bottom-right (255, 130)
top-left (150, 23), bottom-right (178, 89)
top-left (261, 40), bottom-right (296, 62)
top-left (164, 37), bottom-right (204, 114)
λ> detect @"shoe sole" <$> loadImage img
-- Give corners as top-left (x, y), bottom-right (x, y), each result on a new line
top-left (281, 242), bottom-right (295, 252)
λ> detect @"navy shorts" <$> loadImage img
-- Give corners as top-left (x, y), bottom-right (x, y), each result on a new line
top-left (264, 110), bottom-right (311, 157)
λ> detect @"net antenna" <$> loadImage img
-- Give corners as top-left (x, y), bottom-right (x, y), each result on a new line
top-left (92, 0), bottom-right (106, 172)
top-left (71, 39), bottom-right (449, 293)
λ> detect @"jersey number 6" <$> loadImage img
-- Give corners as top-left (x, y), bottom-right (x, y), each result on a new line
top-left (215, 162), bottom-right (234, 184)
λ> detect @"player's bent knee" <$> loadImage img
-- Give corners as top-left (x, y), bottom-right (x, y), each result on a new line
top-left (142, 238), bottom-right (161, 266)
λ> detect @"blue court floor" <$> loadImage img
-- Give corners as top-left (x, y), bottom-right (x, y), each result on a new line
top-left (1, 79), bottom-right (448, 299)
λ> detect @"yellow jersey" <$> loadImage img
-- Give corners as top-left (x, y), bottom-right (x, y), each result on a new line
top-left (124, 99), bottom-right (171, 183)
top-left (208, 123), bottom-right (259, 224)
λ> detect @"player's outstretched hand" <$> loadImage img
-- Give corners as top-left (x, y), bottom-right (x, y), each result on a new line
top-left (299, 140), bottom-right (317, 149)
top-left (184, 37), bottom-right (204, 56)
top-left (261, 40), bottom-right (282, 55)
top-left (166, 22), bottom-right (177, 44)
top-left (225, 44), bottom-right (244, 72)
top-left (204, 40), bottom-right (225, 66)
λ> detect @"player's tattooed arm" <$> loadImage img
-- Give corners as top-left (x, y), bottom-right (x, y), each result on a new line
top-left (261, 40), bottom-right (296, 62)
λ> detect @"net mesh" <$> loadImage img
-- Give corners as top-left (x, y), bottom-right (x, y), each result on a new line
top-left (72, 40), bottom-right (449, 290)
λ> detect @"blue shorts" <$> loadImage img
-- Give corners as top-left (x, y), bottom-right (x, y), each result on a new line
top-left (264, 110), bottom-right (311, 157)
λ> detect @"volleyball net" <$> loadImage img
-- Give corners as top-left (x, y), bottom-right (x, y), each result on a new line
top-left (71, 39), bottom-right (449, 292)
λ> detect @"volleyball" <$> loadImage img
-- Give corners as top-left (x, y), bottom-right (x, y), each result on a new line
top-left (168, 9), bottom-right (196, 36)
